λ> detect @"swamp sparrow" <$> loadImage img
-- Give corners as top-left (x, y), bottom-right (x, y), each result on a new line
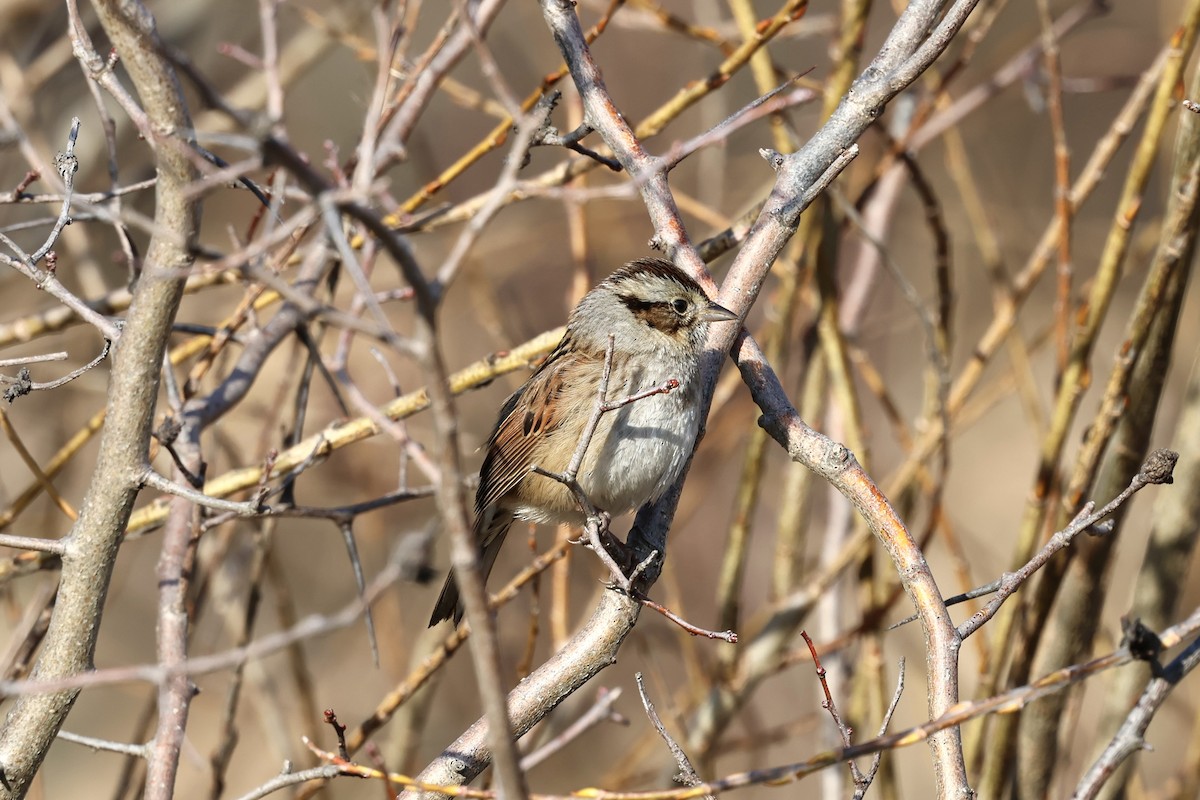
top-left (428, 258), bottom-right (738, 626)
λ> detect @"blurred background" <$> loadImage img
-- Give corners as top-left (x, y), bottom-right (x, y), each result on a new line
top-left (1, 0), bottom-right (1198, 797)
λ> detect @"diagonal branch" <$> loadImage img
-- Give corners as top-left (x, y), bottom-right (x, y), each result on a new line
top-left (404, 2), bottom-right (985, 798)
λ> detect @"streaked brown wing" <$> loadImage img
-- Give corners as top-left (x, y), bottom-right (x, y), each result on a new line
top-left (474, 335), bottom-right (591, 513)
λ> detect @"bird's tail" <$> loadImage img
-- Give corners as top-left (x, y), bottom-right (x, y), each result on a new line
top-left (427, 512), bottom-right (512, 627)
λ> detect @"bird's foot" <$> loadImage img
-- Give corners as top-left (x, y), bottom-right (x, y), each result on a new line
top-left (580, 509), bottom-right (632, 591)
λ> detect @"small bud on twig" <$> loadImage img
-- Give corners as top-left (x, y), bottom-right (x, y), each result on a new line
top-left (1139, 449), bottom-right (1178, 485)
top-left (759, 148), bottom-right (785, 171)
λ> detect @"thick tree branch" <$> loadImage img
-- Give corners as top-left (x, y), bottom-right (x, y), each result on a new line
top-left (0, 0), bottom-right (199, 796)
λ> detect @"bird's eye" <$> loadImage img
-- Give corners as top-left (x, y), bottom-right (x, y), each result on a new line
top-left (671, 298), bottom-right (689, 314)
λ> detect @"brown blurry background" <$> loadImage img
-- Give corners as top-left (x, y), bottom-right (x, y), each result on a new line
top-left (1, 0), bottom-right (1198, 798)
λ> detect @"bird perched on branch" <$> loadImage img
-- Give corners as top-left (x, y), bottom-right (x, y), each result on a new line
top-left (429, 258), bottom-right (738, 626)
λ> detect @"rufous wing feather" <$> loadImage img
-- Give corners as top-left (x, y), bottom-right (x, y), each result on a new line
top-left (428, 334), bottom-right (593, 627)
top-left (473, 336), bottom-right (590, 512)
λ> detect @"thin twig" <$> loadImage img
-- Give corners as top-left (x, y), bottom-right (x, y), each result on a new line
top-left (140, 468), bottom-right (268, 516)
top-left (800, 631), bottom-right (868, 789)
top-left (57, 730), bottom-right (148, 758)
top-left (1072, 628), bottom-right (1200, 799)
top-left (635, 596), bottom-right (737, 643)
top-left (519, 688), bottom-right (626, 770)
top-left (857, 659), bottom-right (906, 799)
top-left (2, 339), bottom-right (111, 402)
top-left (957, 449), bottom-right (1178, 640)
top-left (0, 353), bottom-right (67, 368)
top-left (635, 673), bottom-right (712, 799)
top-left (0, 536), bottom-right (66, 556)
top-left (30, 117), bottom-right (81, 264)
top-left (232, 764), bottom-right (348, 800)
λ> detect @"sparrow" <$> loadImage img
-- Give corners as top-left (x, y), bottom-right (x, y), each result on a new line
top-left (429, 258), bottom-right (737, 625)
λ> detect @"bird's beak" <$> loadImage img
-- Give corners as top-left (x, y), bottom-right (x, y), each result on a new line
top-left (701, 301), bottom-right (739, 323)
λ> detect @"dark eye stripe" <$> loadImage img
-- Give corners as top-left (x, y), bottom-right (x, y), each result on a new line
top-left (617, 293), bottom-right (658, 314)
top-left (618, 294), bottom-right (687, 334)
